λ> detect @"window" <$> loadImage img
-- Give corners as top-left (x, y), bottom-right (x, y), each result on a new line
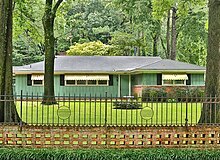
top-left (88, 80), bottom-right (97, 85)
top-left (77, 80), bottom-right (86, 85)
top-left (33, 80), bottom-right (43, 85)
top-left (64, 75), bottom-right (110, 86)
top-left (98, 80), bottom-right (108, 85)
top-left (163, 80), bottom-right (185, 85)
top-left (27, 74), bottom-right (44, 86)
top-left (66, 80), bottom-right (76, 85)
top-left (162, 74), bottom-right (188, 86)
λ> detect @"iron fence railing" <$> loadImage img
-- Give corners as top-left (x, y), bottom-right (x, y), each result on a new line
top-left (0, 92), bottom-right (220, 126)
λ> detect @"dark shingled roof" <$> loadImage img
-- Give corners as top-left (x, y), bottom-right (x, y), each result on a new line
top-left (13, 56), bottom-right (205, 74)
top-left (137, 59), bottom-right (205, 71)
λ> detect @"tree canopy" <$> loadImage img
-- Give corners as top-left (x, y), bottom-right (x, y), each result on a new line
top-left (12, 0), bottom-right (208, 66)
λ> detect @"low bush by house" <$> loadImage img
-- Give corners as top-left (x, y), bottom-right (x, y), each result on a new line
top-left (0, 148), bottom-right (219, 160)
top-left (142, 87), bottom-right (205, 102)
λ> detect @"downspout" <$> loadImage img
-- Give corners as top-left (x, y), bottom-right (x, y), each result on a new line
top-left (118, 74), bottom-right (121, 97)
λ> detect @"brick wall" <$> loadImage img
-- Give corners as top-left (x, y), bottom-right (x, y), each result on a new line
top-left (0, 125), bottom-right (220, 148)
top-left (132, 85), bottom-right (205, 97)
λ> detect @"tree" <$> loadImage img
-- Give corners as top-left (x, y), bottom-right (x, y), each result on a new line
top-left (177, 9), bottom-right (207, 66)
top-left (199, 0), bottom-right (220, 123)
top-left (66, 41), bottom-right (111, 56)
top-left (42, 0), bottom-right (63, 104)
top-left (13, 0), bottom-right (45, 66)
top-left (0, 0), bottom-right (20, 122)
top-left (152, 0), bottom-right (207, 60)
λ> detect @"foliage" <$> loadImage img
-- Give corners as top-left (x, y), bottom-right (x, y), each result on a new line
top-left (1, 148), bottom-right (220, 160)
top-left (13, 0), bottom-right (44, 66)
top-left (152, 0), bottom-right (207, 64)
top-left (142, 87), bottom-right (205, 102)
top-left (142, 87), bottom-right (167, 102)
top-left (66, 41), bottom-right (111, 56)
top-left (56, 0), bottom-right (124, 52)
top-left (12, 0), bottom-right (209, 66)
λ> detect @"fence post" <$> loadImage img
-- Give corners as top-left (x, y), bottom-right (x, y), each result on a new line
top-left (185, 94), bottom-right (188, 128)
top-left (105, 92), bottom-right (108, 127)
top-left (20, 90), bottom-right (23, 129)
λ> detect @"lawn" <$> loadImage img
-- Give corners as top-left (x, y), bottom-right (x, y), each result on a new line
top-left (1, 148), bottom-right (220, 160)
top-left (15, 99), bottom-right (202, 126)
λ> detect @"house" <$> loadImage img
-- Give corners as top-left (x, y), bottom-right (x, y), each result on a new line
top-left (13, 56), bottom-right (206, 97)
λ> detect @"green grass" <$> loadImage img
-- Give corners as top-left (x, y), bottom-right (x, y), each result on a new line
top-left (0, 148), bottom-right (219, 160)
top-left (16, 100), bottom-right (202, 126)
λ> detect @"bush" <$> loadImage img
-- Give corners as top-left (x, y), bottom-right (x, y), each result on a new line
top-left (1, 148), bottom-right (220, 160)
top-left (142, 87), bottom-right (167, 102)
top-left (142, 87), bottom-right (205, 102)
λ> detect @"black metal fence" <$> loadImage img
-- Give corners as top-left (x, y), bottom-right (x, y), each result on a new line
top-left (0, 92), bottom-right (220, 126)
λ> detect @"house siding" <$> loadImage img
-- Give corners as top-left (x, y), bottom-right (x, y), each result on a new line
top-left (191, 74), bottom-right (205, 86)
top-left (15, 75), bottom-right (43, 95)
top-left (142, 74), bottom-right (157, 85)
top-left (132, 74), bottom-right (157, 85)
top-left (15, 75), bottom-right (121, 97)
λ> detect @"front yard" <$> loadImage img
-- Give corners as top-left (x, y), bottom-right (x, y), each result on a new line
top-left (15, 100), bottom-right (202, 126)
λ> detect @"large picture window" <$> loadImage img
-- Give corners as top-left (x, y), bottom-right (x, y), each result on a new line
top-left (162, 74), bottom-right (188, 86)
top-left (64, 75), bottom-right (109, 86)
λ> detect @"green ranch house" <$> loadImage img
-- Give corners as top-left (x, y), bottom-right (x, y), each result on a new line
top-left (13, 56), bottom-right (206, 97)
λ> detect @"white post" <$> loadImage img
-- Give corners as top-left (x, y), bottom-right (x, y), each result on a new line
top-left (118, 74), bottom-right (121, 97)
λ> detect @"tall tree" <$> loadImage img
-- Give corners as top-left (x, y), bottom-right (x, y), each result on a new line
top-left (166, 9), bottom-right (171, 59)
top-left (0, 0), bottom-right (20, 122)
top-left (199, 0), bottom-right (220, 123)
top-left (42, 0), bottom-right (63, 104)
top-left (170, 6), bottom-right (177, 60)
top-left (152, 0), bottom-right (207, 60)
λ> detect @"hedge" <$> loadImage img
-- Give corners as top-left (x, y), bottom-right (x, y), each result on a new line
top-left (0, 148), bottom-right (219, 160)
top-left (142, 87), bottom-right (205, 102)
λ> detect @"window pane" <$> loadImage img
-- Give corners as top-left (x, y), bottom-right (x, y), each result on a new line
top-left (98, 80), bottom-right (108, 85)
top-left (174, 80), bottom-right (184, 84)
top-left (77, 80), bottom-right (86, 85)
top-left (33, 80), bottom-right (43, 85)
top-left (163, 80), bottom-right (173, 85)
top-left (88, 80), bottom-right (96, 85)
top-left (66, 80), bottom-right (76, 85)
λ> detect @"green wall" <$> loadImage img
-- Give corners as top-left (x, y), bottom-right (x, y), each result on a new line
top-left (191, 74), bottom-right (205, 86)
top-left (15, 75), bottom-right (129, 97)
top-left (132, 73), bottom-right (205, 86)
top-left (142, 74), bottom-right (157, 85)
top-left (15, 75), bottom-right (43, 95)
top-left (15, 73), bottom-right (205, 97)
top-left (132, 74), bottom-right (157, 85)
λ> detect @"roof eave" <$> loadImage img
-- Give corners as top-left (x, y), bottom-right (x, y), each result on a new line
top-left (132, 69), bottom-right (206, 73)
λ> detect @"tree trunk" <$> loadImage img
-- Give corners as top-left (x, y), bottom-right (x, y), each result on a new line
top-left (199, 0), bottom-right (220, 124)
top-left (170, 7), bottom-right (177, 60)
top-left (0, 0), bottom-right (20, 123)
top-left (153, 34), bottom-right (159, 56)
top-left (166, 9), bottom-right (171, 59)
top-left (42, 0), bottom-right (63, 104)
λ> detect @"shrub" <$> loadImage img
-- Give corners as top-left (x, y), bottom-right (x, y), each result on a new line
top-left (1, 148), bottom-right (220, 160)
top-left (142, 87), bottom-right (167, 102)
top-left (142, 87), bottom-right (205, 102)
